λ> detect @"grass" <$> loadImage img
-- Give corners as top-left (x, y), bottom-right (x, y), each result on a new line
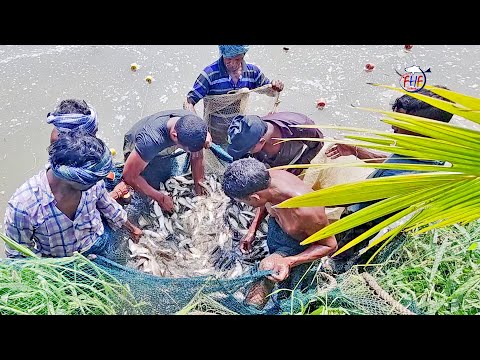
top-left (372, 220), bottom-right (480, 315)
top-left (0, 249), bottom-right (146, 314)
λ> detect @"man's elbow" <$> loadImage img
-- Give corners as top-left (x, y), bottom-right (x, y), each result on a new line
top-left (122, 172), bottom-right (136, 186)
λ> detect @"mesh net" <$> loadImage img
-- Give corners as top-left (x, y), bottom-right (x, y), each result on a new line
top-left (0, 97), bottom-right (422, 315)
top-left (201, 84), bottom-right (280, 146)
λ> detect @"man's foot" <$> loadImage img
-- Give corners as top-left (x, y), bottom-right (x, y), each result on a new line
top-left (244, 278), bottom-right (275, 310)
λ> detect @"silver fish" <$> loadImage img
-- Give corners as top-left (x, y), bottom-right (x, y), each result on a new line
top-left (143, 229), bottom-right (162, 239)
top-left (165, 218), bottom-right (174, 233)
top-left (228, 216), bottom-right (239, 229)
top-left (153, 201), bottom-right (164, 218)
top-left (173, 175), bottom-right (194, 185)
top-left (240, 210), bottom-right (255, 218)
top-left (138, 216), bottom-right (148, 228)
top-left (238, 214), bottom-right (249, 229)
top-left (178, 197), bottom-right (194, 209)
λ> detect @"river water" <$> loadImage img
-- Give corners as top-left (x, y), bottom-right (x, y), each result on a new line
top-left (1, 44), bottom-right (479, 256)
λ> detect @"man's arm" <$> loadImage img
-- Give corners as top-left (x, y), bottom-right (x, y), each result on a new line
top-left (240, 206), bottom-right (268, 254)
top-left (4, 202), bottom-right (40, 258)
top-left (253, 66), bottom-right (284, 95)
top-left (122, 220), bottom-right (143, 243)
top-left (95, 181), bottom-right (143, 242)
top-left (122, 149), bottom-right (174, 212)
top-left (190, 149), bottom-right (206, 196)
top-left (183, 98), bottom-right (197, 115)
top-left (326, 144), bottom-right (387, 163)
top-left (184, 70), bottom-right (211, 114)
top-left (260, 208), bottom-right (337, 282)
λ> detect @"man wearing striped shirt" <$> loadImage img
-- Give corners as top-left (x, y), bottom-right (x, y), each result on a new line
top-left (3, 131), bottom-right (142, 259)
top-left (184, 45), bottom-right (284, 145)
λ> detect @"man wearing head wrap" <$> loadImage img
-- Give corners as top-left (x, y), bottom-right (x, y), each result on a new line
top-left (46, 99), bottom-right (131, 204)
top-left (184, 45), bottom-right (284, 145)
top-left (3, 131), bottom-right (143, 259)
top-left (46, 99), bottom-right (99, 143)
top-left (226, 112), bottom-right (324, 254)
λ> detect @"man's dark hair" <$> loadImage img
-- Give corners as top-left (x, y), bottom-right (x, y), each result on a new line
top-left (52, 99), bottom-right (91, 116)
top-left (48, 130), bottom-right (107, 169)
top-left (222, 158), bottom-right (271, 199)
top-left (392, 85), bottom-right (453, 123)
top-left (175, 114), bottom-right (207, 152)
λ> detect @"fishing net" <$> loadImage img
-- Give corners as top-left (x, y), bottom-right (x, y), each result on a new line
top-left (0, 138), bottom-right (418, 316)
top-left (271, 235), bottom-right (419, 315)
top-left (201, 84), bottom-right (280, 147)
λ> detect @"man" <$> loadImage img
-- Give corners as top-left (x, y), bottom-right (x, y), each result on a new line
top-left (121, 110), bottom-right (211, 212)
top-left (184, 45), bottom-right (284, 145)
top-left (322, 86), bottom-right (454, 272)
top-left (46, 99), bottom-right (98, 143)
top-left (226, 112), bottom-right (324, 254)
top-left (4, 131), bottom-right (143, 259)
top-left (46, 98), bottom-right (130, 203)
top-left (222, 158), bottom-right (337, 309)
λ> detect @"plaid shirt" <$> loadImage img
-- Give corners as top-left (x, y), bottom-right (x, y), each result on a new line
top-left (3, 169), bottom-right (127, 258)
top-left (187, 57), bottom-right (271, 104)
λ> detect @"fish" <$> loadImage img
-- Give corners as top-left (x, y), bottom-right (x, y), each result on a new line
top-left (173, 175), bottom-right (194, 185)
top-left (228, 216), bottom-right (239, 229)
top-left (143, 229), bottom-right (162, 239)
top-left (138, 215), bottom-right (149, 227)
top-left (178, 238), bottom-right (191, 248)
top-left (238, 214), bottom-right (249, 229)
top-left (127, 171), bottom-right (268, 280)
top-left (178, 197), bottom-right (194, 209)
top-left (164, 218), bottom-right (174, 233)
top-left (153, 202), bottom-right (164, 218)
top-left (405, 65), bottom-right (423, 73)
top-left (240, 210), bottom-right (255, 218)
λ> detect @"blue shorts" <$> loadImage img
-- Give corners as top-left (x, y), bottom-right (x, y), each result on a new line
top-left (265, 217), bottom-right (317, 293)
top-left (267, 217), bottom-right (306, 256)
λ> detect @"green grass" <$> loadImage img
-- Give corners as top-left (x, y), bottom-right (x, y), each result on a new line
top-left (373, 221), bottom-right (480, 315)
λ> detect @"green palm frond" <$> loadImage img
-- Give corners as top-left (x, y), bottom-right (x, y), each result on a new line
top-left (274, 85), bottom-right (480, 261)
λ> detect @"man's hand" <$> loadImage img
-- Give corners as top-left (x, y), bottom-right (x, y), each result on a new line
top-left (130, 226), bottom-right (143, 243)
top-left (204, 132), bottom-right (212, 149)
top-left (194, 182), bottom-right (207, 196)
top-left (153, 191), bottom-right (174, 213)
top-left (325, 144), bottom-right (356, 159)
top-left (110, 181), bottom-right (130, 200)
top-left (183, 98), bottom-right (197, 114)
top-left (271, 80), bottom-right (284, 92)
top-left (240, 232), bottom-right (256, 254)
top-left (259, 253), bottom-right (291, 282)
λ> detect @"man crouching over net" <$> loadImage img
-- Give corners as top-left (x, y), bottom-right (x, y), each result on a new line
top-left (222, 158), bottom-right (337, 309)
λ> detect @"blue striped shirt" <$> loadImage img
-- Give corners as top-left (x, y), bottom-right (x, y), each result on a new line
top-left (187, 57), bottom-right (271, 104)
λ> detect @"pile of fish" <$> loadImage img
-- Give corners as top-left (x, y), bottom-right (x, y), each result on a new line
top-left (126, 173), bottom-right (270, 279)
